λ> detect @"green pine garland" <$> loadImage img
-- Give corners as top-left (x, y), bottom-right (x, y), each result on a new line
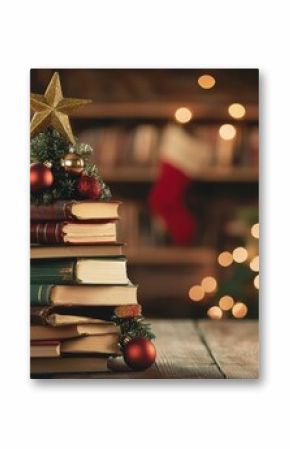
top-left (30, 128), bottom-right (111, 205)
top-left (113, 315), bottom-right (155, 350)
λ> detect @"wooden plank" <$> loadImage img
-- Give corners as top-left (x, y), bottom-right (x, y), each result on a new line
top-left (151, 320), bottom-right (222, 378)
top-left (197, 320), bottom-right (259, 379)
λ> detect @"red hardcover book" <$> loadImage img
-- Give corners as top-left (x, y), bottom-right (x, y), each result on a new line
top-left (30, 221), bottom-right (118, 244)
top-left (30, 200), bottom-right (120, 222)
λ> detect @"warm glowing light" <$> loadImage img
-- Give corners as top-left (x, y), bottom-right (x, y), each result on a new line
top-left (189, 285), bottom-right (205, 302)
top-left (218, 251), bottom-right (233, 267)
top-left (197, 74), bottom-right (216, 89)
top-left (207, 306), bottom-right (223, 320)
top-left (219, 124), bottom-right (237, 140)
top-left (251, 223), bottom-right (259, 239)
top-left (219, 295), bottom-right (234, 311)
top-left (232, 247), bottom-right (248, 263)
top-left (175, 107), bottom-right (193, 124)
top-left (228, 103), bottom-right (246, 119)
top-left (201, 276), bottom-right (217, 293)
top-left (232, 302), bottom-right (248, 319)
top-left (254, 275), bottom-right (259, 289)
top-left (250, 256), bottom-right (259, 272)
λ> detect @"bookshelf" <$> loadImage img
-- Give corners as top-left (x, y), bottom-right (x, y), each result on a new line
top-left (70, 95), bottom-right (258, 272)
top-left (126, 247), bottom-right (215, 265)
top-left (71, 102), bottom-right (258, 122)
top-left (71, 102), bottom-right (258, 269)
top-left (102, 166), bottom-right (258, 183)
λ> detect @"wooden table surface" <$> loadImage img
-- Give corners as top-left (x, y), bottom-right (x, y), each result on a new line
top-left (54, 319), bottom-right (259, 379)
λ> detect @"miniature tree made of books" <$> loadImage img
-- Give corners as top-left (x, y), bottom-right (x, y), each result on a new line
top-left (30, 72), bottom-right (156, 371)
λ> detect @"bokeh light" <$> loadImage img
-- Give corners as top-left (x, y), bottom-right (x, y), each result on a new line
top-left (218, 251), bottom-right (233, 267)
top-left (254, 275), bottom-right (259, 289)
top-left (232, 247), bottom-right (248, 263)
top-left (228, 103), bottom-right (246, 119)
top-left (175, 107), bottom-right (193, 124)
top-left (201, 276), bottom-right (217, 293)
top-left (189, 285), bottom-right (205, 302)
top-left (251, 223), bottom-right (259, 239)
top-left (207, 306), bottom-right (223, 320)
top-left (232, 302), bottom-right (248, 318)
top-left (197, 74), bottom-right (216, 89)
top-left (219, 124), bottom-right (237, 140)
top-left (219, 295), bottom-right (234, 311)
top-left (250, 256), bottom-right (259, 272)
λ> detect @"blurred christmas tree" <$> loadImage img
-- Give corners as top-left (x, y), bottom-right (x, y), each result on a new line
top-left (189, 206), bottom-right (259, 319)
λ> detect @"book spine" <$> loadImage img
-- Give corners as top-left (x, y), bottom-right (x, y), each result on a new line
top-left (31, 260), bottom-right (75, 284)
top-left (30, 284), bottom-right (54, 306)
top-left (30, 307), bottom-right (52, 325)
top-left (30, 223), bottom-right (64, 244)
top-left (31, 201), bottom-right (74, 222)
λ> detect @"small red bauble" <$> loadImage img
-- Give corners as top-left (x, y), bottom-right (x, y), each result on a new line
top-left (123, 337), bottom-right (156, 371)
top-left (78, 175), bottom-right (101, 199)
top-left (30, 162), bottom-right (54, 192)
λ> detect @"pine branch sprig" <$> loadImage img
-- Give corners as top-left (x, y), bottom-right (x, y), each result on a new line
top-left (113, 316), bottom-right (156, 350)
top-left (30, 128), bottom-right (112, 205)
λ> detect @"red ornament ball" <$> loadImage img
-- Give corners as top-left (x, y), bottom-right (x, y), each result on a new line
top-left (30, 162), bottom-right (54, 192)
top-left (78, 175), bottom-right (101, 199)
top-left (123, 337), bottom-right (156, 371)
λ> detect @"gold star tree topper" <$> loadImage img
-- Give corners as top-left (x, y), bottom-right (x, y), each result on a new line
top-left (30, 72), bottom-right (92, 144)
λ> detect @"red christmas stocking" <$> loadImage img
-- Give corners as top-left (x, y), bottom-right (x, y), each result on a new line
top-left (148, 161), bottom-right (198, 245)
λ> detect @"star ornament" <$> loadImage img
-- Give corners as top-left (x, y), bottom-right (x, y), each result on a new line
top-left (30, 72), bottom-right (92, 144)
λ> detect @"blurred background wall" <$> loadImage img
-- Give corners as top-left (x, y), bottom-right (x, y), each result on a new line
top-left (31, 69), bottom-right (259, 320)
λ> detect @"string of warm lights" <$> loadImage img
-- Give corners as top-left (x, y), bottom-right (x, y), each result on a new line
top-left (178, 72), bottom-right (257, 320)
top-left (174, 107), bottom-right (192, 124)
top-left (188, 222), bottom-right (259, 319)
top-left (198, 74), bottom-right (216, 89)
top-left (174, 73), bottom-right (247, 146)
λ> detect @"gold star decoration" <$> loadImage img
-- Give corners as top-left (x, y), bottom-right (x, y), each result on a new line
top-left (30, 72), bottom-right (92, 144)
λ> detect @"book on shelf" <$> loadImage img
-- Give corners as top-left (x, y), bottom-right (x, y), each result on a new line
top-left (79, 124), bottom-right (259, 175)
top-left (30, 283), bottom-right (138, 307)
top-left (30, 200), bottom-right (121, 222)
top-left (30, 243), bottom-right (124, 259)
top-left (31, 334), bottom-right (120, 357)
top-left (31, 257), bottom-right (129, 285)
top-left (31, 304), bottom-right (142, 326)
top-left (132, 125), bottom-right (160, 166)
top-left (31, 356), bottom-right (109, 374)
top-left (119, 201), bottom-right (170, 247)
top-left (31, 323), bottom-right (119, 340)
top-left (30, 221), bottom-right (118, 244)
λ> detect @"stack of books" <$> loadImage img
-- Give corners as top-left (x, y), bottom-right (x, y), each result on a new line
top-left (30, 200), bottom-right (141, 376)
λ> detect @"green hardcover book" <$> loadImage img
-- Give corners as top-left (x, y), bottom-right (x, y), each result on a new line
top-left (31, 284), bottom-right (54, 306)
top-left (30, 283), bottom-right (138, 307)
top-left (31, 258), bottom-right (128, 285)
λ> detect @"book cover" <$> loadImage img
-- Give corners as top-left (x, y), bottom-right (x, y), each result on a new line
top-left (31, 323), bottom-right (119, 340)
top-left (31, 200), bottom-right (120, 222)
top-left (30, 284), bottom-right (138, 306)
top-left (31, 356), bottom-right (110, 375)
top-left (30, 243), bottom-right (124, 259)
top-left (31, 257), bottom-right (128, 284)
top-left (31, 221), bottom-right (117, 244)
top-left (31, 304), bottom-right (142, 326)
